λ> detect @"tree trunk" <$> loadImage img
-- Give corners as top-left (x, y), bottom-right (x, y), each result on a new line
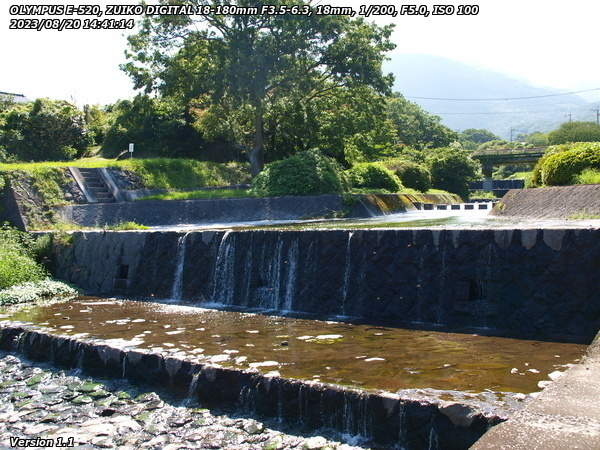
top-left (249, 105), bottom-right (265, 177)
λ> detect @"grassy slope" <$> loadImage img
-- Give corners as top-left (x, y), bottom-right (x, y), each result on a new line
top-left (0, 158), bottom-right (251, 190)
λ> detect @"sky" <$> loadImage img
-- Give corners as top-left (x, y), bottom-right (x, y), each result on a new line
top-left (1, 0), bottom-right (599, 105)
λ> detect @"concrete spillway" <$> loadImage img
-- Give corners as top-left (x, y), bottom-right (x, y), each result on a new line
top-left (53, 228), bottom-right (600, 342)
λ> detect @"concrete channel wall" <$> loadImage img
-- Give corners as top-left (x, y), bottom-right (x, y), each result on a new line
top-left (473, 330), bottom-right (600, 449)
top-left (52, 228), bottom-right (600, 342)
top-left (493, 185), bottom-right (600, 219)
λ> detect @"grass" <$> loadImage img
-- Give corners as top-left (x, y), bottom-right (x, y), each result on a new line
top-left (576, 168), bottom-right (600, 185)
top-left (137, 188), bottom-right (255, 201)
top-left (567, 211), bottom-right (600, 220)
top-left (0, 158), bottom-right (250, 190)
top-left (469, 190), bottom-right (497, 200)
top-left (507, 171), bottom-right (534, 187)
top-left (105, 221), bottom-right (149, 230)
top-left (138, 187), bottom-right (457, 202)
top-left (240, 216), bottom-right (460, 231)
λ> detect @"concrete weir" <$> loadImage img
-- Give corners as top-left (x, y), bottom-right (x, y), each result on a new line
top-left (53, 228), bottom-right (600, 342)
top-left (0, 325), bottom-right (502, 449)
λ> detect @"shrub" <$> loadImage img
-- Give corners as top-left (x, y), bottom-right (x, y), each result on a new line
top-left (425, 147), bottom-right (480, 199)
top-left (381, 159), bottom-right (431, 192)
top-left (537, 142), bottom-right (600, 185)
top-left (252, 149), bottom-right (348, 197)
top-left (0, 279), bottom-right (77, 306)
top-left (576, 168), bottom-right (600, 185)
top-left (0, 226), bottom-right (47, 289)
top-left (346, 163), bottom-right (403, 192)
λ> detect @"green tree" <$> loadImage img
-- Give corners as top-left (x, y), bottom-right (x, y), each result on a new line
top-left (548, 121), bottom-right (600, 145)
top-left (386, 93), bottom-right (458, 149)
top-left (122, 0), bottom-right (395, 175)
top-left (459, 128), bottom-right (498, 150)
top-left (461, 128), bottom-right (498, 144)
top-left (0, 99), bottom-right (89, 161)
top-left (102, 95), bottom-right (207, 158)
top-left (425, 146), bottom-right (480, 198)
top-left (83, 104), bottom-right (111, 146)
top-left (521, 131), bottom-right (548, 147)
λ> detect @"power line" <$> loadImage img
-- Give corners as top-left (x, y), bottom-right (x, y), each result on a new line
top-left (406, 87), bottom-right (600, 102)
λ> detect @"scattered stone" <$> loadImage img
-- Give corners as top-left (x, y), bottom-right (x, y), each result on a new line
top-left (243, 420), bottom-right (264, 434)
top-left (303, 436), bottom-right (329, 449)
top-left (0, 353), bottom-right (362, 450)
top-left (71, 395), bottom-right (93, 405)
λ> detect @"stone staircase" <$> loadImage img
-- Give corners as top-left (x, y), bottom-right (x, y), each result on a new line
top-left (77, 168), bottom-right (115, 203)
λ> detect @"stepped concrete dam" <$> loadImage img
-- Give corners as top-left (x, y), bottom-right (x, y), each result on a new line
top-left (53, 228), bottom-right (599, 342)
top-left (2, 213), bottom-right (599, 449)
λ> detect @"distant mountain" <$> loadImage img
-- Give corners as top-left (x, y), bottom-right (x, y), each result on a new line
top-left (384, 54), bottom-right (594, 139)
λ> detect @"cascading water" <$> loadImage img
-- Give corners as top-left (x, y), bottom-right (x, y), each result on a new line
top-left (171, 232), bottom-right (191, 300)
top-left (211, 231), bottom-right (235, 305)
top-left (341, 231), bottom-right (355, 317)
top-left (281, 238), bottom-right (299, 312)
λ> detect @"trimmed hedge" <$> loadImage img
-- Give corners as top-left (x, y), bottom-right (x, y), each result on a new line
top-left (532, 142), bottom-right (600, 186)
top-left (346, 163), bottom-right (403, 192)
top-left (252, 149), bottom-right (348, 196)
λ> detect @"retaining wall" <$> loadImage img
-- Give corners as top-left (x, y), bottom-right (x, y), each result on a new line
top-left (52, 228), bottom-right (600, 342)
top-left (493, 185), bottom-right (600, 219)
top-left (53, 193), bottom-right (461, 228)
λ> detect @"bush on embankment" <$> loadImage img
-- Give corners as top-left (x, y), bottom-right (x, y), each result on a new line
top-left (379, 159), bottom-right (432, 192)
top-left (0, 226), bottom-right (47, 289)
top-left (0, 226), bottom-right (76, 305)
top-left (346, 163), bottom-right (403, 192)
top-left (531, 142), bottom-right (600, 186)
top-left (252, 149), bottom-right (349, 196)
top-left (424, 147), bottom-right (480, 199)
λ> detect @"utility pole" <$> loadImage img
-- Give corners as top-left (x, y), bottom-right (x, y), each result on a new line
top-left (593, 107), bottom-right (600, 125)
top-left (566, 112), bottom-right (573, 123)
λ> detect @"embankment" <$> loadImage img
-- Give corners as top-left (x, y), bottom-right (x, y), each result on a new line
top-left (52, 228), bottom-right (600, 342)
top-left (493, 185), bottom-right (600, 219)
top-left (473, 330), bottom-right (600, 449)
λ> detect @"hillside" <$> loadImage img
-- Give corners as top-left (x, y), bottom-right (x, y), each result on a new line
top-left (385, 54), bottom-right (594, 139)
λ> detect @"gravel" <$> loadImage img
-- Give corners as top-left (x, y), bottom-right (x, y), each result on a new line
top-left (0, 352), bottom-right (364, 450)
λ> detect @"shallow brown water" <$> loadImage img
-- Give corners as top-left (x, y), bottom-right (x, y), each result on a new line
top-left (1, 298), bottom-right (586, 394)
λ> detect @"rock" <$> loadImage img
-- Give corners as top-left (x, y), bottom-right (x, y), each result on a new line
top-left (537, 380), bottom-right (552, 389)
top-left (548, 370), bottom-right (565, 381)
top-left (243, 420), bottom-right (264, 435)
top-left (439, 403), bottom-right (477, 427)
top-left (303, 436), bottom-right (329, 449)
top-left (79, 382), bottom-right (102, 394)
top-left (263, 436), bottom-right (284, 450)
top-left (71, 395), bottom-right (93, 405)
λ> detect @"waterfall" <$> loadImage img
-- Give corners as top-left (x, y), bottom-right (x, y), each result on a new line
top-left (341, 231), bottom-right (355, 317)
top-left (211, 231), bottom-right (235, 305)
top-left (282, 239), bottom-right (299, 312)
top-left (171, 232), bottom-right (190, 300)
top-left (183, 372), bottom-right (201, 406)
